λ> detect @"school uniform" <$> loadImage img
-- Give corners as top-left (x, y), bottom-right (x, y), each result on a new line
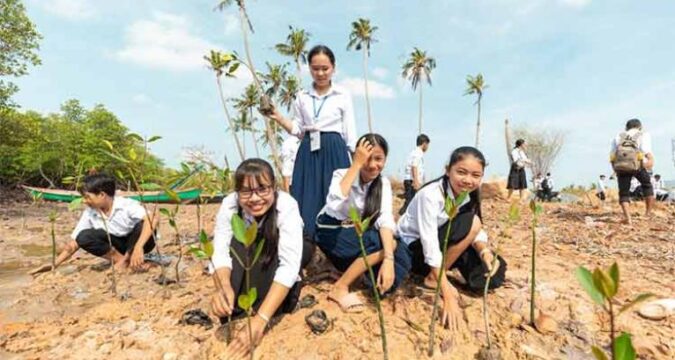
top-left (399, 147), bottom-right (425, 215)
top-left (314, 169), bottom-right (409, 294)
top-left (211, 191), bottom-right (312, 319)
top-left (289, 84), bottom-right (357, 237)
top-left (281, 136), bottom-right (301, 182)
top-left (610, 129), bottom-right (654, 203)
top-left (72, 196), bottom-right (155, 257)
top-left (396, 177), bottom-right (506, 291)
top-left (596, 179), bottom-right (607, 201)
top-left (507, 148), bottom-right (529, 190)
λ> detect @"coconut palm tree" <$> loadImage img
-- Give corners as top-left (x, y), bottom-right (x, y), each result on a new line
top-left (279, 75), bottom-right (300, 112)
top-left (402, 48), bottom-right (436, 134)
top-left (234, 84), bottom-right (261, 157)
top-left (347, 18), bottom-right (378, 133)
top-left (464, 73), bottom-right (488, 148)
top-left (216, 0), bottom-right (283, 175)
top-left (204, 50), bottom-right (245, 161)
top-left (274, 26), bottom-right (310, 82)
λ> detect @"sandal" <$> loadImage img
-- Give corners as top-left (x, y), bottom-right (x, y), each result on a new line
top-left (638, 299), bottom-right (675, 320)
top-left (327, 292), bottom-right (365, 313)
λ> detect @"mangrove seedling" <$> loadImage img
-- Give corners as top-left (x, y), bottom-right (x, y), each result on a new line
top-left (48, 210), bottom-right (59, 271)
top-left (529, 199), bottom-right (543, 325)
top-left (428, 191), bottom-right (468, 357)
top-left (576, 262), bottom-right (653, 360)
top-left (160, 204), bottom-right (182, 283)
top-left (348, 206), bottom-right (388, 360)
top-left (97, 210), bottom-right (117, 296)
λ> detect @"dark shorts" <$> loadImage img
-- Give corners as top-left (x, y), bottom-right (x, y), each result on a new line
top-left (75, 220), bottom-right (155, 257)
top-left (617, 168), bottom-right (653, 203)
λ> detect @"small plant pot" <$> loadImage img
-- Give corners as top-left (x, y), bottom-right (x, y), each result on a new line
top-left (305, 309), bottom-right (331, 335)
top-left (477, 346), bottom-right (502, 360)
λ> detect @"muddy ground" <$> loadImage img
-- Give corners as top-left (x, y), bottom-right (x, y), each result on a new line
top-left (0, 185), bottom-right (674, 359)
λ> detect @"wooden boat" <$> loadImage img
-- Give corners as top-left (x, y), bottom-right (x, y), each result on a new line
top-left (22, 186), bottom-right (201, 203)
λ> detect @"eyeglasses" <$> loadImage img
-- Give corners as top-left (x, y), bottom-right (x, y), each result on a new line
top-left (238, 185), bottom-right (273, 199)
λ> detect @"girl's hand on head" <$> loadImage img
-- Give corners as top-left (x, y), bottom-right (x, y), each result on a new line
top-left (353, 138), bottom-right (374, 167)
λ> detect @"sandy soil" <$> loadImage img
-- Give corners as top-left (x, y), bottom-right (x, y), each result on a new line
top-left (0, 184), bottom-right (673, 359)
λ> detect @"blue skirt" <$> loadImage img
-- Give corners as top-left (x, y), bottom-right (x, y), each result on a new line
top-left (290, 132), bottom-right (351, 237)
top-left (315, 214), bottom-right (411, 294)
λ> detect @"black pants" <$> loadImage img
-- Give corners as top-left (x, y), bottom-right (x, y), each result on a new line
top-left (617, 168), bottom-right (653, 203)
top-left (75, 221), bottom-right (155, 257)
top-left (221, 235), bottom-right (314, 322)
top-left (408, 210), bottom-right (507, 291)
top-left (596, 191), bottom-right (606, 201)
top-left (399, 180), bottom-right (416, 215)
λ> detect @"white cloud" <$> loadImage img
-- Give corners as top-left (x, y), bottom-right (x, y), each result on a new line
top-left (113, 12), bottom-right (218, 72)
top-left (372, 67), bottom-right (388, 80)
top-left (336, 77), bottom-right (396, 99)
top-left (558, 0), bottom-right (591, 8)
top-left (221, 12), bottom-right (239, 36)
top-left (36, 0), bottom-right (95, 20)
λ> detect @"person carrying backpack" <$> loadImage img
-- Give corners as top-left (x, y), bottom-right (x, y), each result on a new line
top-left (610, 118), bottom-right (655, 224)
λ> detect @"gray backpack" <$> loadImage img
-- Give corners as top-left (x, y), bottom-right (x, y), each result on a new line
top-left (612, 132), bottom-right (641, 173)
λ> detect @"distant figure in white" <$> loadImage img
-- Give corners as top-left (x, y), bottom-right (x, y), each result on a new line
top-left (506, 139), bottom-right (532, 201)
top-left (652, 174), bottom-right (669, 201)
top-left (609, 118), bottom-right (655, 225)
top-left (399, 134), bottom-right (430, 215)
top-left (596, 174), bottom-right (607, 202)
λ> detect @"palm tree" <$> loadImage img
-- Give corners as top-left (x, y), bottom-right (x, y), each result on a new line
top-left (402, 48), bottom-right (436, 134)
top-left (464, 73), bottom-right (488, 148)
top-left (216, 0), bottom-right (283, 175)
top-left (347, 18), bottom-right (378, 133)
top-left (274, 26), bottom-right (310, 82)
top-left (234, 84), bottom-right (261, 157)
top-left (204, 50), bottom-right (245, 161)
top-left (279, 75), bottom-right (300, 112)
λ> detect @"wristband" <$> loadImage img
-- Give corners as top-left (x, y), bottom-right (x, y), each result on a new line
top-left (384, 253), bottom-right (394, 261)
top-left (258, 312), bottom-right (270, 324)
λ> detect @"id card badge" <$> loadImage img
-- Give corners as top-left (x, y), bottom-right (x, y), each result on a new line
top-left (310, 131), bottom-right (321, 152)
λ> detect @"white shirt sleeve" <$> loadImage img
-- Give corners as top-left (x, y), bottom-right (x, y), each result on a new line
top-left (273, 194), bottom-right (304, 288)
top-left (342, 93), bottom-right (357, 152)
top-left (417, 192), bottom-right (444, 269)
top-left (640, 132), bottom-right (653, 154)
top-left (71, 210), bottom-right (92, 240)
top-left (323, 169), bottom-right (349, 214)
top-left (473, 229), bottom-right (488, 244)
top-left (211, 195), bottom-right (238, 271)
top-left (375, 178), bottom-right (396, 231)
top-left (125, 199), bottom-right (147, 221)
top-left (289, 96), bottom-right (304, 138)
top-left (511, 149), bottom-right (521, 163)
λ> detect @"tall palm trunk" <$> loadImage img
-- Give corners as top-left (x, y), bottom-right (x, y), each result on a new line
top-left (475, 95), bottom-right (482, 148)
top-left (295, 59), bottom-right (302, 85)
top-left (418, 84), bottom-right (424, 134)
top-left (250, 109), bottom-right (260, 157)
top-left (216, 76), bottom-right (245, 161)
top-left (242, 126), bottom-right (247, 158)
top-left (362, 49), bottom-right (373, 132)
top-left (505, 119), bottom-right (513, 164)
top-left (238, 6), bottom-right (283, 175)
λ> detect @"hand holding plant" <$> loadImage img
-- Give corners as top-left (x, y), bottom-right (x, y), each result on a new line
top-left (376, 256), bottom-right (395, 295)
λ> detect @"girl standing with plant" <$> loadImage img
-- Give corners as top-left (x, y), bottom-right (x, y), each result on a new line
top-left (268, 45), bottom-right (357, 238)
top-left (315, 134), bottom-right (409, 312)
top-left (210, 159), bottom-right (312, 358)
top-left (507, 139), bottom-right (532, 200)
top-left (397, 147), bottom-right (507, 331)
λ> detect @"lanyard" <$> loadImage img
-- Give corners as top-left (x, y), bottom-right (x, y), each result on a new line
top-left (312, 96), bottom-right (328, 120)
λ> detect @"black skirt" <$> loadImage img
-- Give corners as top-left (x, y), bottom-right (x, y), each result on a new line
top-left (507, 164), bottom-right (527, 190)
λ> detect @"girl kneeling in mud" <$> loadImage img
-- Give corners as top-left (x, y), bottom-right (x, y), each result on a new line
top-left (397, 146), bottom-right (507, 331)
top-left (210, 159), bottom-right (313, 357)
top-left (315, 134), bottom-right (409, 312)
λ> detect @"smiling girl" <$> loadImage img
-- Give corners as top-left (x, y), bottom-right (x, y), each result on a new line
top-left (397, 146), bottom-right (507, 331)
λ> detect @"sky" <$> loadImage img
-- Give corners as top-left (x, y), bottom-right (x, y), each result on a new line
top-left (12, 0), bottom-right (675, 188)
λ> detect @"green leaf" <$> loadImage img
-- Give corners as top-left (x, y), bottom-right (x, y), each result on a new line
top-left (165, 189), bottom-right (181, 203)
top-left (575, 267), bottom-right (605, 305)
top-left (228, 62), bottom-right (240, 75)
top-left (168, 219), bottom-right (176, 228)
top-left (48, 210), bottom-right (59, 222)
top-left (68, 197), bottom-right (83, 212)
top-left (62, 176), bottom-right (75, 184)
top-left (455, 191), bottom-right (469, 206)
top-left (244, 220), bottom-right (258, 247)
top-left (102, 140), bottom-right (114, 151)
top-left (591, 346), bottom-right (609, 360)
top-left (128, 148), bottom-right (137, 161)
top-left (127, 133), bottom-right (143, 142)
top-left (608, 262), bottom-right (620, 294)
top-left (147, 135), bottom-right (162, 143)
top-left (203, 238), bottom-right (214, 258)
top-left (188, 246), bottom-right (207, 259)
top-left (348, 206), bottom-right (361, 224)
top-left (534, 204), bottom-right (543, 216)
top-left (238, 293), bottom-right (252, 311)
top-left (618, 293), bottom-right (654, 316)
top-left (592, 268), bottom-right (616, 299)
top-left (199, 230), bottom-right (208, 244)
top-left (180, 163), bottom-right (191, 173)
top-left (361, 215), bottom-right (372, 234)
top-left (114, 170), bottom-right (125, 180)
top-left (101, 150), bottom-right (129, 164)
top-left (231, 214), bottom-right (247, 245)
top-left (614, 332), bottom-right (636, 360)
top-left (508, 202), bottom-right (521, 223)
top-left (252, 239), bottom-right (265, 266)
top-left (159, 208), bottom-right (171, 217)
top-left (139, 182), bottom-right (161, 191)
top-left (248, 287), bottom-right (258, 306)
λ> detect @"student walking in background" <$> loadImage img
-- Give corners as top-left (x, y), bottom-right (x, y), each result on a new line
top-left (506, 139), bottom-right (532, 201)
top-left (596, 174), bottom-right (607, 202)
top-left (399, 134), bottom-right (430, 215)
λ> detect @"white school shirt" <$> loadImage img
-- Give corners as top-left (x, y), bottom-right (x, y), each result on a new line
top-left (211, 192), bottom-right (303, 288)
top-left (545, 176), bottom-right (554, 189)
top-left (396, 178), bottom-right (472, 269)
top-left (654, 179), bottom-right (665, 191)
top-left (281, 136), bottom-right (301, 178)
top-left (597, 179), bottom-right (607, 192)
top-left (289, 84), bottom-right (358, 151)
top-left (71, 196), bottom-right (146, 239)
top-left (610, 129), bottom-right (653, 165)
top-left (511, 148), bottom-right (530, 167)
top-left (318, 169), bottom-right (396, 231)
top-left (403, 147), bottom-right (425, 182)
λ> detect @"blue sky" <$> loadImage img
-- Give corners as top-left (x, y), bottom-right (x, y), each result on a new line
top-left (14, 0), bottom-right (675, 187)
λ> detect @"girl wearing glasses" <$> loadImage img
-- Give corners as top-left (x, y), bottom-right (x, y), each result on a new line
top-left (268, 45), bottom-right (357, 238)
top-left (210, 158), bottom-right (312, 358)
top-left (315, 134), bottom-right (409, 312)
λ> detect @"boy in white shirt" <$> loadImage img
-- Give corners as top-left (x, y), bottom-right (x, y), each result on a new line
top-left (399, 134), bottom-right (430, 215)
top-left (29, 174), bottom-right (158, 275)
top-left (596, 175), bottom-right (607, 201)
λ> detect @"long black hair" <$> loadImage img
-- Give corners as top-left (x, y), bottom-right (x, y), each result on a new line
top-left (234, 158), bottom-right (279, 268)
top-left (419, 146), bottom-right (486, 219)
top-left (308, 45), bottom-right (336, 66)
top-left (358, 133), bottom-right (389, 224)
top-left (514, 139), bottom-right (525, 149)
